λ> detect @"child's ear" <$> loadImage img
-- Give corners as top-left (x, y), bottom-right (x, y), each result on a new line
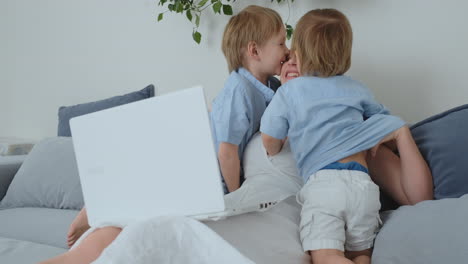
top-left (247, 41), bottom-right (260, 60)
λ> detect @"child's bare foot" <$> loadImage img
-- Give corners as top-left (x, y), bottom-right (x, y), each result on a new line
top-left (67, 207), bottom-right (90, 248)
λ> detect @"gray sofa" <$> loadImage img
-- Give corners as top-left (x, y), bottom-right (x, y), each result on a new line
top-left (0, 155), bottom-right (73, 263)
top-left (2, 139), bottom-right (468, 264)
top-left (1, 103), bottom-right (468, 263)
top-left (0, 139), bottom-right (311, 264)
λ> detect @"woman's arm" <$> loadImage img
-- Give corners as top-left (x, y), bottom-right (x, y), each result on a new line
top-left (218, 142), bottom-right (241, 193)
top-left (368, 126), bottom-right (433, 205)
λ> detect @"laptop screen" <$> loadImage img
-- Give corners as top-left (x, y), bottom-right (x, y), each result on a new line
top-left (70, 86), bottom-right (225, 227)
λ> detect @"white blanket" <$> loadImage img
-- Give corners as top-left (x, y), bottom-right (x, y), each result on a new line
top-left (91, 216), bottom-right (254, 264)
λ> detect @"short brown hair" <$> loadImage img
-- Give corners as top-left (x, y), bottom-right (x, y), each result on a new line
top-left (292, 9), bottom-right (352, 77)
top-left (222, 5), bottom-right (284, 72)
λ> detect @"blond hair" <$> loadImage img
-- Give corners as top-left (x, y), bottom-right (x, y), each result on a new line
top-left (222, 5), bottom-right (284, 72)
top-left (292, 9), bottom-right (352, 77)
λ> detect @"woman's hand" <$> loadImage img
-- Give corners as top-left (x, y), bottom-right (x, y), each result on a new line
top-left (370, 126), bottom-right (408, 157)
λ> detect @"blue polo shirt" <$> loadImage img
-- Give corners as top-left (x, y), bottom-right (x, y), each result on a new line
top-left (261, 75), bottom-right (406, 182)
top-left (210, 67), bottom-right (277, 164)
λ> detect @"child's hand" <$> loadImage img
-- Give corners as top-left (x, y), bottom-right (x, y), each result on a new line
top-left (370, 126), bottom-right (409, 157)
top-left (262, 133), bottom-right (285, 156)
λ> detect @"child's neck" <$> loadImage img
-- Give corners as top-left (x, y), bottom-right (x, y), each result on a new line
top-left (244, 66), bottom-right (268, 86)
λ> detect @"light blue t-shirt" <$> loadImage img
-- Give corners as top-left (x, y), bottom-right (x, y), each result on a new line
top-left (210, 67), bottom-right (278, 165)
top-left (260, 75), bottom-right (406, 182)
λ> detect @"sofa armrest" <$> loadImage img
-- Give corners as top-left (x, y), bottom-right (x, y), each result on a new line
top-left (0, 155), bottom-right (26, 200)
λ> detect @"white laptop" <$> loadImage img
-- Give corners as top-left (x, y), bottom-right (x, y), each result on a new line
top-left (70, 86), bottom-right (277, 227)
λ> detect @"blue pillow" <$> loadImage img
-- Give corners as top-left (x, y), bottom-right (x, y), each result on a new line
top-left (410, 104), bottom-right (468, 199)
top-left (373, 195), bottom-right (468, 264)
top-left (58, 85), bottom-right (155, 137)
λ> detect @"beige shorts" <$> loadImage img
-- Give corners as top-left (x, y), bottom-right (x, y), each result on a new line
top-left (296, 169), bottom-right (381, 252)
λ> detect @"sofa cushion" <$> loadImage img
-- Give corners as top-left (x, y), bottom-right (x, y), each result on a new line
top-left (206, 196), bottom-right (309, 264)
top-left (0, 155), bottom-right (26, 201)
top-left (0, 237), bottom-right (67, 264)
top-left (0, 137), bottom-right (83, 210)
top-left (410, 104), bottom-right (468, 199)
top-left (0, 207), bottom-right (78, 249)
top-left (58, 84), bottom-right (155, 137)
top-left (372, 194), bottom-right (468, 264)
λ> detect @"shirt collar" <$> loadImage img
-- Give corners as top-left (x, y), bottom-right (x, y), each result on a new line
top-left (237, 67), bottom-right (275, 103)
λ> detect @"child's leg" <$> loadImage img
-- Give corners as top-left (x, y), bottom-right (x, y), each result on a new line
top-left (343, 172), bottom-right (380, 264)
top-left (367, 126), bottom-right (433, 205)
top-left (40, 226), bottom-right (122, 264)
top-left (67, 207), bottom-right (91, 247)
top-left (297, 172), bottom-right (351, 264)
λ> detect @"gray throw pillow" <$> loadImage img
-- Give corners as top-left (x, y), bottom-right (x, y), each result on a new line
top-left (410, 104), bottom-right (468, 199)
top-left (372, 195), bottom-right (468, 264)
top-left (58, 84), bottom-right (155, 137)
top-left (0, 137), bottom-right (83, 210)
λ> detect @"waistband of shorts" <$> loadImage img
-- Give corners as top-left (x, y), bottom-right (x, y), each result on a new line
top-left (311, 168), bottom-right (372, 182)
top-left (320, 161), bottom-right (369, 174)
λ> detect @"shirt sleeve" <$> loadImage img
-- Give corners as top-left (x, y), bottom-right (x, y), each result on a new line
top-left (211, 86), bottom-right (250, 146)
top-left (362, 89), bottom-right (390, 118)
top-left (260, 89), bottom-right (289, 139)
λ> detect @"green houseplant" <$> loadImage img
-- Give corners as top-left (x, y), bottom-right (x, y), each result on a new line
top-left (157, 0), bottom-right (295, 44)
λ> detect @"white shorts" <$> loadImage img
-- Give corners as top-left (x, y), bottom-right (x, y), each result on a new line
top-left (296, 169), bottom-right (381, 252)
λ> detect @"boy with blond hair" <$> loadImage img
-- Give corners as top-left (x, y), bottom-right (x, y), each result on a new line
top-left (261, 9), bottom-right (432, 264)
top-left (211, 5), bottom-right (288, 194)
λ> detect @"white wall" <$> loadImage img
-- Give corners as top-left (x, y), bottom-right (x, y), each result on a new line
top-left (1, 0), bottom-right (467, 140)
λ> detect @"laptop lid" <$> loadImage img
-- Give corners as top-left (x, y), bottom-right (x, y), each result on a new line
top-left (70, 86), bottom-right (225, 227)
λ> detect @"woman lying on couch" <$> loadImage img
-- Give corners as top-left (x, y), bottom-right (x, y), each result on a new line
top-left (39, 57), bottom-right (434, 264)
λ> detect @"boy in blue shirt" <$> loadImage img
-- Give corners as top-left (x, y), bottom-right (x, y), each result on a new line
top-left (261, 9), bottom-right (432, 264)
top-left (211, 5), bottom-right (289, 194)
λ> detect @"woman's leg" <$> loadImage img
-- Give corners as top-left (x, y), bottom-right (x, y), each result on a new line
top-left (367, 126), bottom-right (433, 205)
top-left (345, 249), bottom-right (372, 264)
top-left (40, 226), bottom-right (122, 264)
top-left (310, 249), bottom-right (354, 264)
top-left (367, 145), bottom-right (409, 205)
top-left (67, 207), bottom-right (91, 247)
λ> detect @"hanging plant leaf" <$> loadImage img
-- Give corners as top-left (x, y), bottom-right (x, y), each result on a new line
top-left (195, 14), bottom-right (200, 27)
top-left (222, 5), bottom-right (233, 15)
top-left (213, 2), bottom-right (222, 14)
top-left (157, 0), bottom-right (295, 44)
top-left (198, 0), bottom-right (209, 7)
top-left (176, 2), bottom-right (184, 13)
top-left (186, 9), bottom-right (193, 21)
top-left (193, 31), bottom-right (202, 44)
top-left (286, 23), bottom-right (294, 40)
